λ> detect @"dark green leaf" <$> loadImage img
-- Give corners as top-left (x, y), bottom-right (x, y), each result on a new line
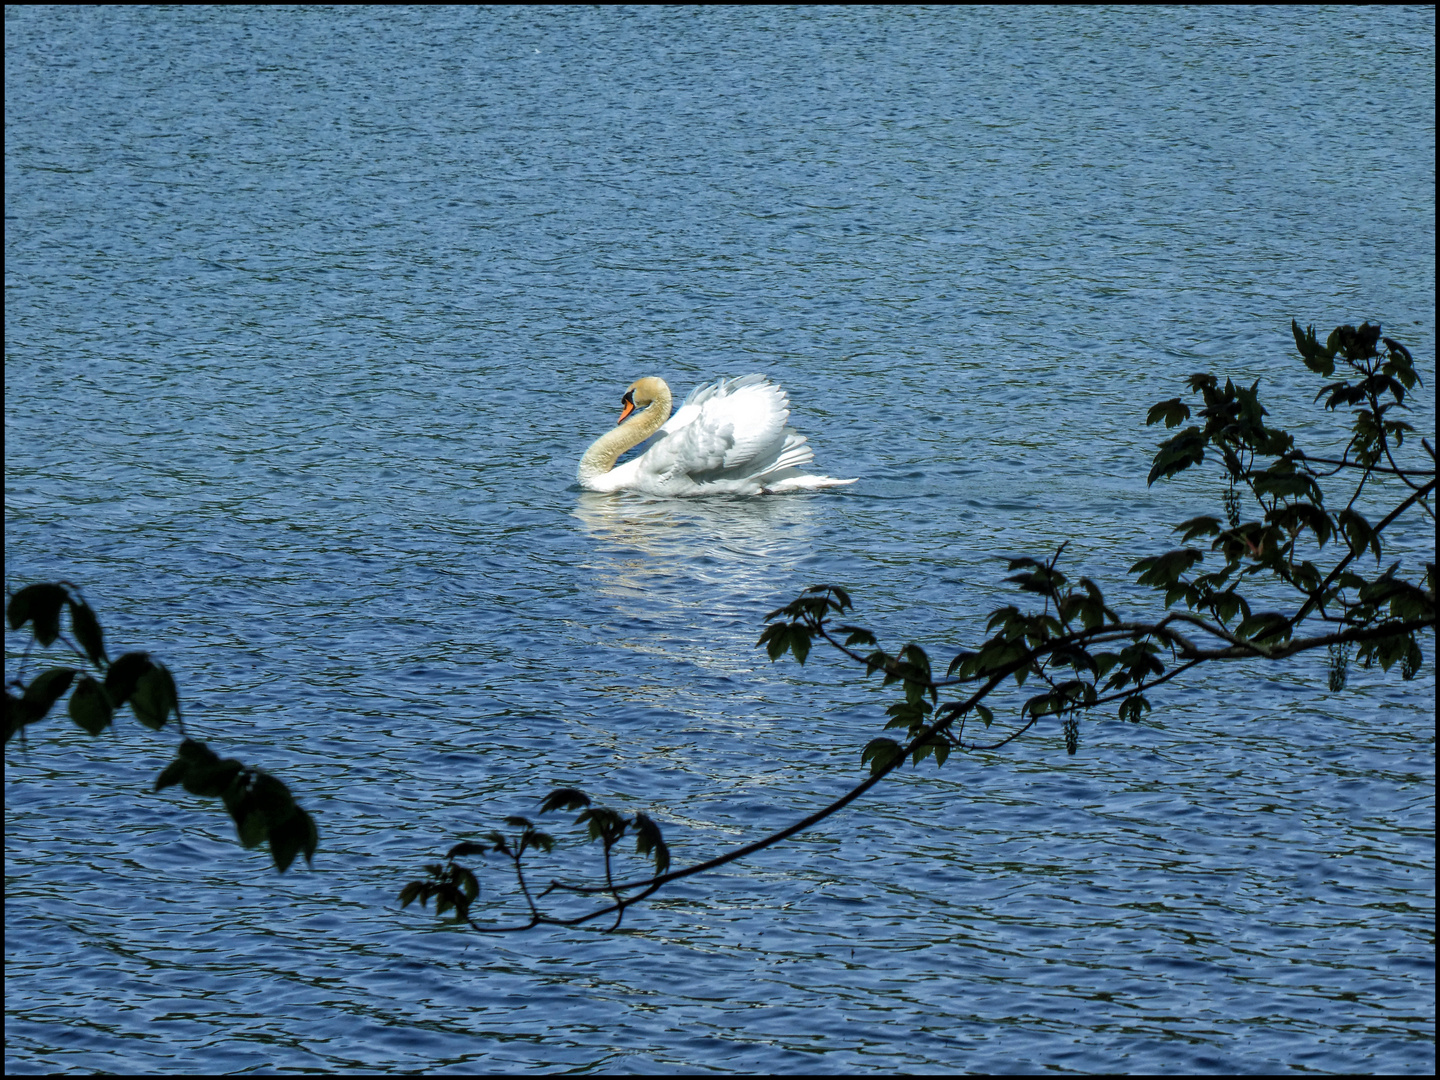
top-left (268, 806), bottom-right (318, 873)
top-left (447, 841), bottom-right (490, 859)
top-left (20, 666), bottom-right (78, 724)
top-left (1006, 570), bottom-right (1057, 595)
top-left (68, 599), bottom-right (107, 666)
top-left (1187, 373), bottom-right (1218, 394)
top-left (1175, 516), bottom-right (1221, 543)
top-left (1005, 556), bottom-right (1046, 572)
top-left (901, 644), bottom-right (931, 678)
top-left (758, 623), bottom-right (789, 660)
top-left (861, 737), bottom-right (903, 776)
top-left (433, 885), bottom-right (462, 917)
top-left (186, 757), bottom-right (246, 799)
top-left (67, 674), bottom-right (113, 735)
top-left (1381, 336), bottom-right (1413, 367)
top-left (1148, 428), bottom-right (1207, 485)
top-left (946, 649), bottom-right (977, 677)
top-left (104, 651), bottom-right (154, 708)
top-left (576, 807), bottom-right (627, 843)
top-left (1118, 695), bottom-right (1151, 723)
top-left (224, 771), bottom-right (295, 851)
top-left (1236, 611), bottom-right (1292, 644)
top-left (1132, 549), bottom-right (1204, 589)
top-left (1292, 319), bottom-right (1335, 376)
top-left (540, 788), bottom-right (591, 813)
top-left (633, 812), bottom-right (670, 875)
top-left (162, 738), bottom-right (245, 798)
top-left (912, 737), bottom-right (938, 766)
top-left (1146, 398), bottom-right (1191, 428)
top-left (1400, 637), bottom-right (1423, 681)
top-left (1337, 508), bottom-right (1381, 563)
top-left (129, 662), bottom-right (178, 730)
top-left (154, 757), bottom-right (187, 792)
top-left (789, 629), bottom-right (811, 665)
top-left (1022, 691), bottom-right (1058, 718)
top-left (1251, 470), bottom-right (1320, 501)
top-left (1319, 383), bottom-right (1367, 411)
top-left (8, 583), bottom-right (68, 646)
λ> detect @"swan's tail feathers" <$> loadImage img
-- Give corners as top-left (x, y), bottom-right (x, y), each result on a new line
top-left (756, 431), bottom-right (856, 493)
top-left (767, 431), bottom-right (816, 474)
top-left (763, 474), bottom-right (859, 493)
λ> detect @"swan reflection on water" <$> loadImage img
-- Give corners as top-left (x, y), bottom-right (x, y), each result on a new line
top-left (572, 489), bottom-right (822, 601)
top-left (571, 490), bottom-right (829, 708)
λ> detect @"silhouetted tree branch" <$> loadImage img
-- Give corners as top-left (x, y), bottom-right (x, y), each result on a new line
top-left (6, 583), bottom-right (318, 873)
top-left (406, 319), bottom-right (1433, 934)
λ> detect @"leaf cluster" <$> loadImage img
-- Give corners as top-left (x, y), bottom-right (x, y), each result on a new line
top-left (1136, 322), bottom-right (1433, 668)
top-left (6, 582), bottom-right (181, 739)
top-left (401, 787), bottom-right (670, 931)
top-left (6, 581), bottom-right (317, 872)
top-left (155, 738), bottom-right (318, 872)
top-left (757, 585), bottom-right (854, 666)
top-left (804, 549), bottom-right (1165, 775)
top-left (772, 323), bottom-right (1432, 783)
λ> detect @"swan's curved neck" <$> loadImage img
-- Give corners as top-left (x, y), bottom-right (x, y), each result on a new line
top-left (577, 384), bottom-right (673, 485)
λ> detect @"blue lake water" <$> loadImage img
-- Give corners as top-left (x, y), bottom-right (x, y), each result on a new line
top-left (5, 6), bottom-right (1435, 1073)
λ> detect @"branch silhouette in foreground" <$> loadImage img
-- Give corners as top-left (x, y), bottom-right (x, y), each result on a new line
top-left (404, 320), bottom-right (1434, 932)
top-left (6, 583), bottom-right (318, 873)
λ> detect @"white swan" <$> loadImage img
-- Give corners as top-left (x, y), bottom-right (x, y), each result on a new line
top-left (577, 374), bottom-right (857, 496)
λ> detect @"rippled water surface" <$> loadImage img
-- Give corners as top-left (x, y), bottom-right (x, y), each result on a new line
top-left (5, 6), bottom-right (1435, 1074)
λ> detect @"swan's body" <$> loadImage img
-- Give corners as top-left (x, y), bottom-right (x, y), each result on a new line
top-left (577, 375), bottom-right (857, 496)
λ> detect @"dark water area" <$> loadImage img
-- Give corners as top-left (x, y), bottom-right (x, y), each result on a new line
top-left (5, 6), bottom-right (1434, 1073)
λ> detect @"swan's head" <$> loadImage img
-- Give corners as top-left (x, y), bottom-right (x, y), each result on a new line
top-left (617, 377), bottom-right (669, 424)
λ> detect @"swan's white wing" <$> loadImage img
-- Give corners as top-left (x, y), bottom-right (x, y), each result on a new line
top-left (705, 378), bottom-right (793, 471)
top-left (655, 374), bottom-right (762, 440)
top-left (656, 402), bottom-right (702, 439)
top-left (654, 375), bottom-right (790, 473)
top-left (645, 414), bottom-right (732, 480)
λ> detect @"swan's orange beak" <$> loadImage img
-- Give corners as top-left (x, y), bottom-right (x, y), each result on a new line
top-left (617, 391), bottom-right (636, 425)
